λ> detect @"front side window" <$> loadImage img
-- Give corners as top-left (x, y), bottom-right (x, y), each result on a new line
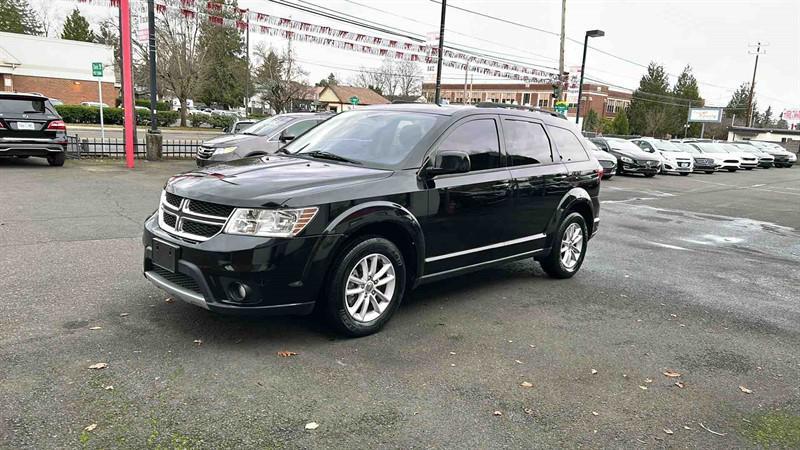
top-left (548, 126), bottom-right (589, 162)
top-left (438, 118), bottom-right (501, 171)
top-left (241, 115), bottom-right (295, 136)
top-left (280, 119), bottom-right (320, 139)
top-left (503, 119), bottom-right (552, 166)
top-left (283, 110), bottom-right (440, 168)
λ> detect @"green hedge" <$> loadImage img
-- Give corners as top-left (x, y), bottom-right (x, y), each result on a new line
top-left (135, 98), bottom-right (171, 111)
top-left (188, 112), bottom-right (237, 129)
top-left (56, 105), bottom-right (177, 127)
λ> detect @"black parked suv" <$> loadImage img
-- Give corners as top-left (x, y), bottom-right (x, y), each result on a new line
top-left (590, 137), bottom-right (661, 177)
top-left (143, 104), bottom-right (601, 336)
top-left (196, 112), bottom-right (332, 166)
top-left (0, 92), bottom-right (68, 166)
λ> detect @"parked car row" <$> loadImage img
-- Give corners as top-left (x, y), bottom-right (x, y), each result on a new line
top-left (588, 135), bottom-right (795, 179)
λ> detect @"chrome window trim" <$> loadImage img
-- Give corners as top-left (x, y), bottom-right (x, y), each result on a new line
top-left (425, 233), bottom-right (546, 263)
top-left (421, 248), bottom-right (545, 280)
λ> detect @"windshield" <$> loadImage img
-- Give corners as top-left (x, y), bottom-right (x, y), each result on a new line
top-left (240, 116), bottom-right (294, 136)
top-left (607, 138), bottom-right (647, 153)
top-left (674, 143), bottom-right (700, 154)
top-left (732, 144), bottom-right (758, 153)
top-left (653, 140), bottom-right (682, 152)
top-left (694, 143), bottom-right (726, 153)
top-left (584, 140), bottom-right (600, 152)
top-left (283, 110), bottom-right (440, 168)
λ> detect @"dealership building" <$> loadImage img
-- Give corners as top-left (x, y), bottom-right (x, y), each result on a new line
top-left (0, 32), bottom-right (117, 104)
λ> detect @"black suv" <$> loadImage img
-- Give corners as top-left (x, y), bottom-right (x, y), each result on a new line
top-left (143, 104), bottom-right (601, 336)
top-left (0, 92), bottom-right (68, 166)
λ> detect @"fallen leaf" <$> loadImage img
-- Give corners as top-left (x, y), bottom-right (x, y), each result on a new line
top-left (450, 363), bottom-right (456, 367)
top-left (739, 385), bottom-right (753, 394)
top-left (88, 363), bottom-right (108, 370)
top-left (523, 407), bottom-right (534, 415)
top-left (193, 339), bottom-right (203, 345)
top-left (591, 369), bottom-right (598, 375)
top-left (520, 381), bottom-right (533, 388)
top-left (304, 422), bottom-right (319, 430)
top-left (670, 314), bottom-right (678, 318)
top-left (165, 297), bottom-right (174, 303)
top-left (639, 385), bottom-right (648, 390)
top-left (84, 423), bottom-right (97, 432)
top-left (529, 344), bottom-right (536, 348)
top-left (515, 360), bottom-right (523, 364)
top-left (277, 351), bottom-right (298, 357)
top-left (664, 428), bottom-right (674, 435)
top-left (663, 370), bottom-right (682, 378)
top-left (644, 378), bottom-right (653, 383)
top-left (683, 425), bottom-right (693, 430)
top-left (493, 410), bottom-right (503, 416)
top-left (507, 340), bottom-right (513, 343)
top-left (449, 351), bottom-right (456, 355)
top-left (103, 385), bottom-right (114, 391)
top-left (119, 313), bottom-right (129, 317)
top-left (675, 381), bottom-right (685, 388)
top-left (88, 326), bottom-right (102, 330)
top-left (591, 411), bottom-right (599, 416)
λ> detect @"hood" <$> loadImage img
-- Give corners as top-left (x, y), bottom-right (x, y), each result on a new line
top-left (165, 155), bottom-right (392, 207)
top-left (608, 146), bottom-right (658, 161)
top-left (659, 151), bottom-right (692, 160)
top-left (201, 133), bottom-right (264, 148)
top-left (591, 149), bottom-right (615, 162)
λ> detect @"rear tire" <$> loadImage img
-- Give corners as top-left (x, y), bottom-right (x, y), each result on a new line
top-left (323, 236), bottom-right (406, 337)
top-left (680, 172), bottom-right (689, 176)
top-left (540, 212), bottom-right (588, 279)
top-left (644, 173), bottom-right (656, 178)
top-left (705, 171), bottom-right (714, 174)
top-left (47, 153), bottom-right (66, 167)
top-left (745, 167), bottom-right (754, 170)
top-left (727, 168), bottom-right (737, 172)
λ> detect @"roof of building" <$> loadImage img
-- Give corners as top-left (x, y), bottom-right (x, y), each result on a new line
top-left (321, 85), bottom-right (390, 105)
top-left (0, 32), bottom-right (115, 83)
top-left (729, 126), bottom-right (800, 136)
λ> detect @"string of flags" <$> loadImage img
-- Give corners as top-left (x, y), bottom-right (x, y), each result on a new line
top-left (76, 0), bottom-right (557, 82)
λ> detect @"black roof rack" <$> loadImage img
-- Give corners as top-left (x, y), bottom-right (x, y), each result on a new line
top-left (474, 102), bottom-right (565, 119)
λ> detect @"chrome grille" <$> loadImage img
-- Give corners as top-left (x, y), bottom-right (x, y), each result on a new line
top-left (197, 146), bottom-right (215, 159)
top-left (158, 191), bottom-right (233, 241)
top-left (695, 158), bottom-right (713, 165)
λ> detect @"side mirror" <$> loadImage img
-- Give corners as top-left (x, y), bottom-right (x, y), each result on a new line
top-left (279, 131), bottom-right (296, 143)
top-left (426, 150), bottom-right (470, 177)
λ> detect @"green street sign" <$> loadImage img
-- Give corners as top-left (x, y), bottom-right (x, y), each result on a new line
top-left (554, 101), bottom-right (569, 114)
top-left (92, 62), bottom-right (104, 78)
top-left (349, 96), bottom-right (359, 105)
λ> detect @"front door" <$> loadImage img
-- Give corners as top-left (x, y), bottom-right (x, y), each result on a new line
top-left (421, 116), bottom-right (516, 274)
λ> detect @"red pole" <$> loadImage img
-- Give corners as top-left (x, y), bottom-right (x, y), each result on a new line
top-left (119, 0), bottom-right (135, 168)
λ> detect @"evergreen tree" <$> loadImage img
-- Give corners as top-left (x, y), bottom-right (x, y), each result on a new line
top-left (61, 8), bottom-right (94, 42)
top-left (0, 0), bottom-right (43, 35)
top-left (628, 62), bottom-right (672, 136)
top-left (758, 106), bottom-right (774, 128)
top-left (611, 108), bottom-right (630, 135)
top-left (671, 65), bottom-right (703, 136)
top-left (725, 82), bottom-right (751, 120)
top-left (583, 109), bottom-right (600, 132)
top-left (195, 1), bottom-right (248, 108)
top-left (316, 73), bottom-right (337, 87)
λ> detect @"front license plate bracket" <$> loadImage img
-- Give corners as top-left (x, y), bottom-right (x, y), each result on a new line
top-left (152, 239), bottom-right (179, 272)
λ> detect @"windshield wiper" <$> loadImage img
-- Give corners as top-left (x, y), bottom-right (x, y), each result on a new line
top-left (303, 150), bottom-right (361, 165)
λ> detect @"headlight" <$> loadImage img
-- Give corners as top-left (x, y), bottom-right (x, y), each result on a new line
top-left (224, 207), bottom-right (318, 237)
top-left (620, 156), bottom-right (633, 163)
top-left (788, 153), bottom-right (797, 162)
top-left (213, 146), bottom-right (238, 155)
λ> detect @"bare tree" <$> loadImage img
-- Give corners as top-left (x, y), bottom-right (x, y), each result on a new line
top-left (643, 108), bottom-right (669, 137)
top-left (351, 58), bottom-right (422, 96)
top-left (395, 60), bottom-right (422, 96)
top-left (155, 9), bottom-right (207, 126)
top-left (252, 41), bottom-right (308, 114)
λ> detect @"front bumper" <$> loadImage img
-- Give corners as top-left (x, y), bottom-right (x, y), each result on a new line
top-left (693, 163), bottom-right (718, 172)
top-left (661, 162), bottom-right (693, 174)
top-left (0, 141), bottom-right (66, 157)
top-left (621, 160), bottom-right (660, 174)
top-left (142, 214), bottom-right (339, 315)
top-left (758, 159), bottom-right (774, 168)
top-left (739, 160), bottom-right (758, 169)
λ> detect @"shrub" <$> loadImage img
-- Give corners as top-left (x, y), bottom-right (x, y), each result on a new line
top-left (135, 98), bottom-right (171, 111)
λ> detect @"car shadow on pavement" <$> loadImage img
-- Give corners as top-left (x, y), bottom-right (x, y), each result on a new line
top-left (0, 157), bottom-right (52, 167)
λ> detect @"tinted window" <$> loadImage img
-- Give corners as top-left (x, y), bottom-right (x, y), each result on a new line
top-left (0, 97), bottom-right (46, 114)
top-left (282, 119), bottom-right (319, 138)
top-left (548, 126), bottom-right (589, 162)
top-left (503, 119), bottom-right (552, 166)
top-left (439, 118), bottom-right (501, 171)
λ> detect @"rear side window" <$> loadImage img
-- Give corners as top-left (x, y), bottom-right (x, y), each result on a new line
top-left (439, 118), bottom-right (501, 171)
top-left (0, 98), bottom-right (46, 114)
top-left (548, 126), bottom-right (589, 162)
top-left (502, 119), bottom-right (553, 166)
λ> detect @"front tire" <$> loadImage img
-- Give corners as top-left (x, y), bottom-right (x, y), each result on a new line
top-left (47, 153), bottom-right (66, 167)
top-left (727, 168), bottom-right (737, 172)
top-left (680, 172), bottom-right (689, 176)
top-left (323, 236), bottom-right (406, 337)
top-left (745, 167), bottom-right (754, 170)
top-left (705, 171), bottom-right (715, 174)
top-left (644, 173), bottom-right (656, 177)
top-left (540, 212), bottom-right (588, 279)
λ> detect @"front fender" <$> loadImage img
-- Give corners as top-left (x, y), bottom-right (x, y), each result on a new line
top-left (546, 187), bottom-right (596, 236)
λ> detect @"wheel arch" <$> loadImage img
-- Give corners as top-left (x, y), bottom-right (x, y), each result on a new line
top-left (547, 188), bottom-right (596, 237)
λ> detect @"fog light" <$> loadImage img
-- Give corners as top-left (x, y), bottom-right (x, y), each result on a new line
top-left (228, 282), bottom-right (251, 303)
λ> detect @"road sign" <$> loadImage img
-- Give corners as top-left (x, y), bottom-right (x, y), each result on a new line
top-left (554, 101), bottom-right (569, 115)
top-left (349, 96), bottom-right (359, 105)
top-left (92, 62), bottom-right (104, 78)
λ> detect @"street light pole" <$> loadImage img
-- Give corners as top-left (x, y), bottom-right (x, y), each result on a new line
top-left (575, 29), bottom-right (604, 126)
top-left (434, 0), bottom-right (447, 105)
top-left (147, 0), bottom-right (157, 133)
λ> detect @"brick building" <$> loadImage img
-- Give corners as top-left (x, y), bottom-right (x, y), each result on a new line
top-left (421, 82), bottom-right (631, 123)
top-left (0, 32), bottom-right (117, 105)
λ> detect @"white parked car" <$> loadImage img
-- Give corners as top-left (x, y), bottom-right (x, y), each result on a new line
top-left (80, 101), bottom-right (109, 108)
top-left (688, 142), bottom-right (741, 171)
top-left (720, 143), bottom-right (758, 170)
top-left (631, 137), bottom-right (694, 175)
top-left (730, 142), bottom-right (774, 168)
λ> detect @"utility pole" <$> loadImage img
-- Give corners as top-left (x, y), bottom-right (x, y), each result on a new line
top-left (558, 0), bottom-right (566, 93)
top-left (245, 9), bottom-right (250, 116)
top-left (434, 0), bottom-right (447, 105)
top-left (745, 42), bottom-right (767, 127)
top-left (463, 59), bottom-right (469, 104)
top-left (147, 0), bottom-right (157, 133)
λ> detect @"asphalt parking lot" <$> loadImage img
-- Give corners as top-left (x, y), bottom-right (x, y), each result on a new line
top-left (1, 158), bottom-right (799, 449)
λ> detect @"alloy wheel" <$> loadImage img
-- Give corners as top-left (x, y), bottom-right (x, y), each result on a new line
top-left (344, 253), bottom-right (396, 322)
top-left (560, 223), bottom-right (584, 270)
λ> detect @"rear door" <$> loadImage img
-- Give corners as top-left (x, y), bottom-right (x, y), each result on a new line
top-left (500, 116), bottom-right (566, 248)
top-left (0, 95), bottom-right (61, 140)
top-left (547, 124), bottom-right (600, 198)
top-left (421, 115), bottom-right (516, 274)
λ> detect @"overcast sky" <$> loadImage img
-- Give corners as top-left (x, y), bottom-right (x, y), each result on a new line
top-left (43, 0), bottom-right (800, 114)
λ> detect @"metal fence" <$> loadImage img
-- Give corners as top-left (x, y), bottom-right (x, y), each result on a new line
top-left (65, 135), bottom-right (200, 159)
